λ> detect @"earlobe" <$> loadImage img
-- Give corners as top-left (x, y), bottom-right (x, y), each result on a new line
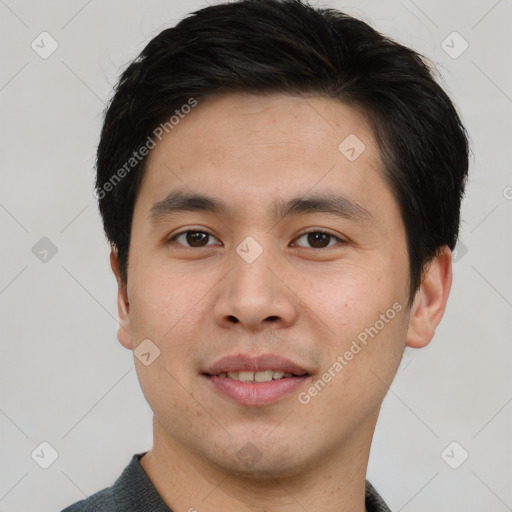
top-left (405, 246), bottom-right (453, 349)
top-left (110, 249), bottom-right (133, 350)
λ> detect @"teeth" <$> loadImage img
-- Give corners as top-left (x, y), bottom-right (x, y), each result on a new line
top-left (254, 370), bottom-right (273, 382)
top-left (218, 370), bottom-right (298, 382)
top-left (238, 371), bottom-right (254, 382)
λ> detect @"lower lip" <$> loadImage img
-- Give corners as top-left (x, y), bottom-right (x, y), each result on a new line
top-left (205, 375), bottom-right (310, 406)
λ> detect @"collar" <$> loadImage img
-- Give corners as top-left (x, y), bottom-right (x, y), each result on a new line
top-left (113, 453), bottom-right (391, 511)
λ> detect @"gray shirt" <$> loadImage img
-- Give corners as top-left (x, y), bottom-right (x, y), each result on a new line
top-left (61, 452), bottom-right (392, 512)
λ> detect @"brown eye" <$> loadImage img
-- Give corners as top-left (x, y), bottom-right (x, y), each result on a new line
top-left (169, 230), bottom-right (219, 248)
top-left (293, 230), bottom-right (342, 249)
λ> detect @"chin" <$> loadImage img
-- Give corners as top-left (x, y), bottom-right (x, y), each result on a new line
top-left (221, 457), bottom-right (309, 481)
top-left (206, 440), bottom-right (315, 481)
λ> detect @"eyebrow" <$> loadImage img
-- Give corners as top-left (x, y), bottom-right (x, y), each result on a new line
top-left (149, 189), bottom-right (376, 226)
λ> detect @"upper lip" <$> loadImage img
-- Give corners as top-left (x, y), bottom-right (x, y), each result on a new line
top-left (204, 353), bottom-right (311, 376)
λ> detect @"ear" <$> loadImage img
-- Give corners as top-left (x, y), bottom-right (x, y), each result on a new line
top-left (405, 246), bottom-right (453, 349)
top-left (110, 249), bottom-right (133, 350)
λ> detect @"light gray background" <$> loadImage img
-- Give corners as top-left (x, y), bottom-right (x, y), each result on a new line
top-left (1, 1), bottom-right (511, 511)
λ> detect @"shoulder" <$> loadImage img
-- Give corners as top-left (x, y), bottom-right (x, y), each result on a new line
top-left (60, 486), bottom-right (115, 512)
top-left (365, 480), bottom-right (392, 512)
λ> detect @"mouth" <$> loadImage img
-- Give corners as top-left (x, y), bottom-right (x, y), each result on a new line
top-left (209, 370), bottom-right (308, 382)
top-left (202, 353), bottom-right (312, 406)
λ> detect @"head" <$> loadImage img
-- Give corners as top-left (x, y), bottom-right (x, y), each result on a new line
top-left (96, 0), bottom-right (468, 478)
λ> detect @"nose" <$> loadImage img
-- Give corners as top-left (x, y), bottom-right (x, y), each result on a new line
top-left (213, 242), bottom-right (298, 332)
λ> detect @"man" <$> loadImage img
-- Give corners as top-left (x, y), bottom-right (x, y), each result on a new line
top-left (62, 0), bottom-right (469, 510)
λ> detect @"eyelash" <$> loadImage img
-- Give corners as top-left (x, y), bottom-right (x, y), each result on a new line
top-left (167, 229), bottom-right (346, 249)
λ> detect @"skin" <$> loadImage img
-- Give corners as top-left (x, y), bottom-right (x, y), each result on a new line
top-left (110, 93), bottom-right (452, 512)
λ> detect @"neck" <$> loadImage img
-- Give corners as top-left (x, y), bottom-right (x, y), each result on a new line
top-left (140, 415), bottom-right (377, 512)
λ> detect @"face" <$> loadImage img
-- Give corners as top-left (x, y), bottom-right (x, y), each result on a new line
top-left (116, 93), bottom-right (415, 478)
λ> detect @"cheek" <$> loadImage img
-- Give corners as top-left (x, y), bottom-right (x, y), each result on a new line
top-left (309, 305), bottom-right (408, 418)
top-left (297, 259), bottom-right (402, 335)
top-left (127, 266), bottom-right (217, 380)
top-left (297, 258), bottom-right (409, 399)
top-left (127, 263), bottom-right (209, 337)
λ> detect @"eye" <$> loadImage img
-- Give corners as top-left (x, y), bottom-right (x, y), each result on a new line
top-left (168, 230), bottom-right (220, 248)
top-left (292, 230), bottom-right (344, 249)
top-left (167, 229), bottom-right (345, 250)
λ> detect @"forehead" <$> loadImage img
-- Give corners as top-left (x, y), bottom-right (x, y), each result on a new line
top-left (143, 93), bottom-right (382, 182)
top-left (157, 92), bottom-right (377, 152)
top-left (134, 92), bottom-right (398, 228)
